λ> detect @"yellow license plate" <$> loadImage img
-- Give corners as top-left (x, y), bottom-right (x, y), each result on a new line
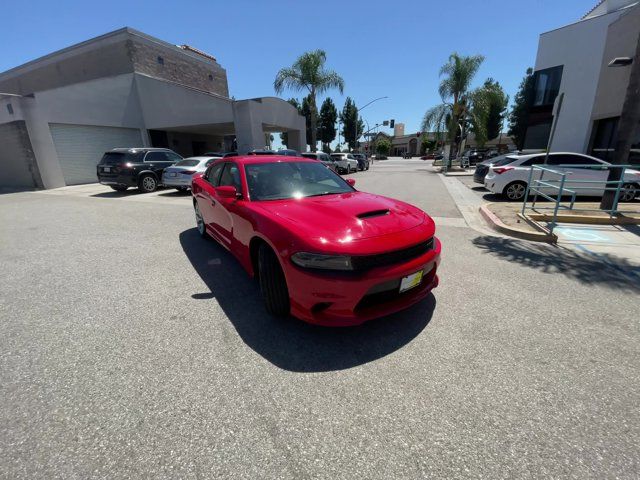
top-left (399, 270), bottom-right (423, 293)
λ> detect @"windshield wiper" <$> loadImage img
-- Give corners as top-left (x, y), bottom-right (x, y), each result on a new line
top-left (306, 191), bottom-right (338, 197)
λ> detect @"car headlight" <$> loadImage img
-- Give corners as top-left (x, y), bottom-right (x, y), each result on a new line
top-left (291, 252), bottom-right (353, 271)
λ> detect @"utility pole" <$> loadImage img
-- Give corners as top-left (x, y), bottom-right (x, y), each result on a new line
top-left (600, 31), bottom-right (640, 210)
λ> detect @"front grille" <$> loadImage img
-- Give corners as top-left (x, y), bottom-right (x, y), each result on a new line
top-left (351, 238), bottom-right (434, 272)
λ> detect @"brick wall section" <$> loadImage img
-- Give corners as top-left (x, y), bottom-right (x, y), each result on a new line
top-left (128, 39), bottom-right (229, 97)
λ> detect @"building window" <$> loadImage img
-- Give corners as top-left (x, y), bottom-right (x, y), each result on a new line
top-left (208, 74), bottom-right (213, 81)
top-left (532, 66), bottom-right (563, 107)
top-left (6, 103), bottom-right (14, 115)
top-left (157, 56), bottom-right (164, 65)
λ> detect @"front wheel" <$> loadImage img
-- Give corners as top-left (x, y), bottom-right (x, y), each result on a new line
top-left (258, 244), bottom-right (290, 317)
top-left (503, 181), bottom-right (527, 201)
top-left (620, 183), bottom-right (638, 202)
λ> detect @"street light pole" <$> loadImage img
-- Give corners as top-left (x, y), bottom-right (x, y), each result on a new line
top-left (600, 31), bottom-right (640, 210)
top-left (354, 96), bottom-right (388, 152)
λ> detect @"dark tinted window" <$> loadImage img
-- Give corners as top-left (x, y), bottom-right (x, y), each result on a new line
top-left (532, 66), bottom-right (563, 106)
top-left (553, 154), bottom-right (602, 166)
top-left (144, 152), bottom-right (168, 162)
top-left (165, 152), bottom-right (182, 162)
top-left (219, 163), bottom-right (242, 190)
top-left (520, 155), bottom-right (548, 166)
top-left (100, 151), bottom-right (144, 165)
top-left (300, 153), bottom-right (318, 160)
top-left (492, 156), bottom-right (518, 167)
top-left (205, 162), bottom-right (225, 186)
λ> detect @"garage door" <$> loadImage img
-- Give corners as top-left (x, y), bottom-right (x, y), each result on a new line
top-left (49, 124), bottom-right (143, 185)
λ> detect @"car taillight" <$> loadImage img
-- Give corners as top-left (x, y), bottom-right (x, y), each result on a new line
top-left (182, 170), bottom-right (196, 175)
top-left (120, 162), bottom-right (134, 169)
top-left (493, 166), bottom-right (514, 174)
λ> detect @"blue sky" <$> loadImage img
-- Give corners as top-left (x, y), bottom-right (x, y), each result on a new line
top-left (4, 0), bottom-right (595, 147)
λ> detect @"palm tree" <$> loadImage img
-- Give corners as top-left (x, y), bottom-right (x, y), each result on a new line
top-left (274, 50), bottom-right (344, 152)
top-left (422, 53), bottom-right (485, 166)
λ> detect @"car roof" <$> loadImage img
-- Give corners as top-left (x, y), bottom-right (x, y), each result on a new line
top-left (180, 156), bottom-right (219, 161)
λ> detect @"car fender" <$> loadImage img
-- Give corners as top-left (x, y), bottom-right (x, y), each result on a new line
top-left (137, 169), bottom-right (158, 180)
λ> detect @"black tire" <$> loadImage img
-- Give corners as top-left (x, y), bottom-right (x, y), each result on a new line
top-left (110, 185), bottom-right (128, 192)
top-left (138, 174), bottom-right (158, 193)
top-left (620, 183), bottom-right (638, 202)
top-left (503, 181), bottom-right (527, 201)
top-left (258, 244), bottom-right (290, 317)
top-left (176, 186), bottom-right (188, 193)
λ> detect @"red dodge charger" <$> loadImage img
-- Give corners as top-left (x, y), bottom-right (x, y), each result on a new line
top-left (191, 155), bottom-right (440, 326)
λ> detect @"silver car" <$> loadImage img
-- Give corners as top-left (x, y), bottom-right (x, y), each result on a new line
top-left (162, 156), bottom-right (220, 191)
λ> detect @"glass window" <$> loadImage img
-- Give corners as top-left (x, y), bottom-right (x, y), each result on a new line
top-left (219, 163), bottom-right (241, 190)
top-left (205, 162), bottom-right (225, 186)
top-left (144, 152), bottom-right (167, 162)
top-left (100, 151), bottom-right (144, 164)
top-left (175, 159), bottom-right (200, 167)
top-left (532, 66), bottom-right (563, 106)
top-left (165, 152), bottom-right (182, 162)
top-left (492, 155), bottom-right (518, 167)
top-left (553, 154), bottom-right (602, 166)
top-left (520, 155), bottom-right (547, 166)
top-left (245, 161), bottom-right (353, 201)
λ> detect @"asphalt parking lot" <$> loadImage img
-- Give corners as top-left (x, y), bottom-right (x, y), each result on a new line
top-left (1, 160), bottom-right (639, 479)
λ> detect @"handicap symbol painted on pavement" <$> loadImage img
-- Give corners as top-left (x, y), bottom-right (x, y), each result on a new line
top-left (554, 227), bottom-right (610, 242)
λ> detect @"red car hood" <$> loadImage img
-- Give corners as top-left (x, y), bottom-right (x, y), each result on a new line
top-left (252, 191), bottom-right (430, 246)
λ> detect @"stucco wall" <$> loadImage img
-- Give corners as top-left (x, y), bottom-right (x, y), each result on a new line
top-left (535, 9), bottom-right (627, 152)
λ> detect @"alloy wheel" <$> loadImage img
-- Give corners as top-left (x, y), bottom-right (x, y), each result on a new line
top-left (506, 183), bottom-right (526, 200)
top-left (142, 176), bottom-right (156, 192)
top-left (620, 183), bottom-right (637, 202)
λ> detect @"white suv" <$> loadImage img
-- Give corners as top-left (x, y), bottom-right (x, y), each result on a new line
top-left (484, 152), bottom-right (640, 201)
top-left (330, 153), bottom-right (359, 174)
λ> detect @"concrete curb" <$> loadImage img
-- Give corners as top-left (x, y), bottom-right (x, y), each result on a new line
top-left (527, 213), bottom-right (640, 225)
top-left (479, 204), bottom-right (556, 243)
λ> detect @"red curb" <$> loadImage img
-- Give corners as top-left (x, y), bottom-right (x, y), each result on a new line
top-left (479, 204), bottom-right (556, 243)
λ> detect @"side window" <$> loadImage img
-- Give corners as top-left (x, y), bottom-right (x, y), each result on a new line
top-left (521, 155), bottom-right (546, 166)
top-left (219, 163), bottom-right (242, 191)
top-left (165, 152), bottom-right (182, 163)
top-left (144, 152), bottom-right (166, 162)
top-left (205, 162), bottom-right (225, 186)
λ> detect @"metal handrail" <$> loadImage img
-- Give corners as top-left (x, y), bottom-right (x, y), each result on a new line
top-left (520, 163), bottom-right (640, 235)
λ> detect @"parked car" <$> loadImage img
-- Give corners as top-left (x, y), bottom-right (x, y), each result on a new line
top-left (300, 152), bottom-right (337, 172)
top-left (191, 155), bottom-right (441, 325)
top-left (474, 154), bottom-right (517, 184)
top-left (330, 153), bottom-right (359, 173)
top-left (161, 156), bottom-right (219, 191)
top-left (467, 149), bottom-right (488, 165)
top-left (403, 152), bottom-right (413, 159)
top-left (203, 151), bottom-right (238, 158)
top-left (97, 148), bottom-right (182, 192)
top-left (352, 153), bottom-right (370, 170)
top-left (371, 154), bottom-right (388, 160)
top-left (484, 152), bottom-right (640, 201)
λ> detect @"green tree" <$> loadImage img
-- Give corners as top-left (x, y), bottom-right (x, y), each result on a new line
top-left (376, 137), bottom-right (391, 156)
top-left (318, 98), bottom-right (338, 152)
top-left (280, 98), bottom-right (302, 148)
top-left (340, 97), bottom-right (364, 150)
top-left (421, 138), bottom-right (436, 154)
top-left (301, 94), bottom-right (314, 148)
top-left (274, 50), bottom-right (344, 152)
top-left (421, 53), bottom-right (485, 166)
top-left (469, 78), bottom-right (509, 147)
top-left (508, 68), bottom-right (535, 150)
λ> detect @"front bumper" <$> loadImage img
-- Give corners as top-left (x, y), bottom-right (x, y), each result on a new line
top-left (284, 237), bottom-right (441, 326)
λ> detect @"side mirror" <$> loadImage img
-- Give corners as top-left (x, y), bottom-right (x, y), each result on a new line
top-left (217, 185), bottom-right (240, 199)
top-left (346, 178), bottom-right (356, 187)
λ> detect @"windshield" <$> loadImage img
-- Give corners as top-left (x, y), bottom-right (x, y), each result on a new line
top-left (175, 159), bottom-right (201, 167)
top-left (245, 161), bottom-right (354, 201)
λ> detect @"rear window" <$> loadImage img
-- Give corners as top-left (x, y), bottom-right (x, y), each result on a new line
top-left (492, 156), bottom-right (518, 167)
top-left (300, 153), bottom-right (317, 159)
top-left (330, 154), bottom-right (343, 160)
top-left (100, 152), bottom-right (143, 164)
top-left (175, 159), bottom-right (201, 167)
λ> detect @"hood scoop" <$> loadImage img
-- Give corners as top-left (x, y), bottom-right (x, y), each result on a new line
top-left (357, 209), bottom-right (390, 219)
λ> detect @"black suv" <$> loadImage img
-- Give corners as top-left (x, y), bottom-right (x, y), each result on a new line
top-left (97, 148), bottom-right (182, 192)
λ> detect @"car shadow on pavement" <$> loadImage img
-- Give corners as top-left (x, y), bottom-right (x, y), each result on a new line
top-left (472, 235), bottom-right (640, 292)
top-left (179, 228), bottom-right (436, 372)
